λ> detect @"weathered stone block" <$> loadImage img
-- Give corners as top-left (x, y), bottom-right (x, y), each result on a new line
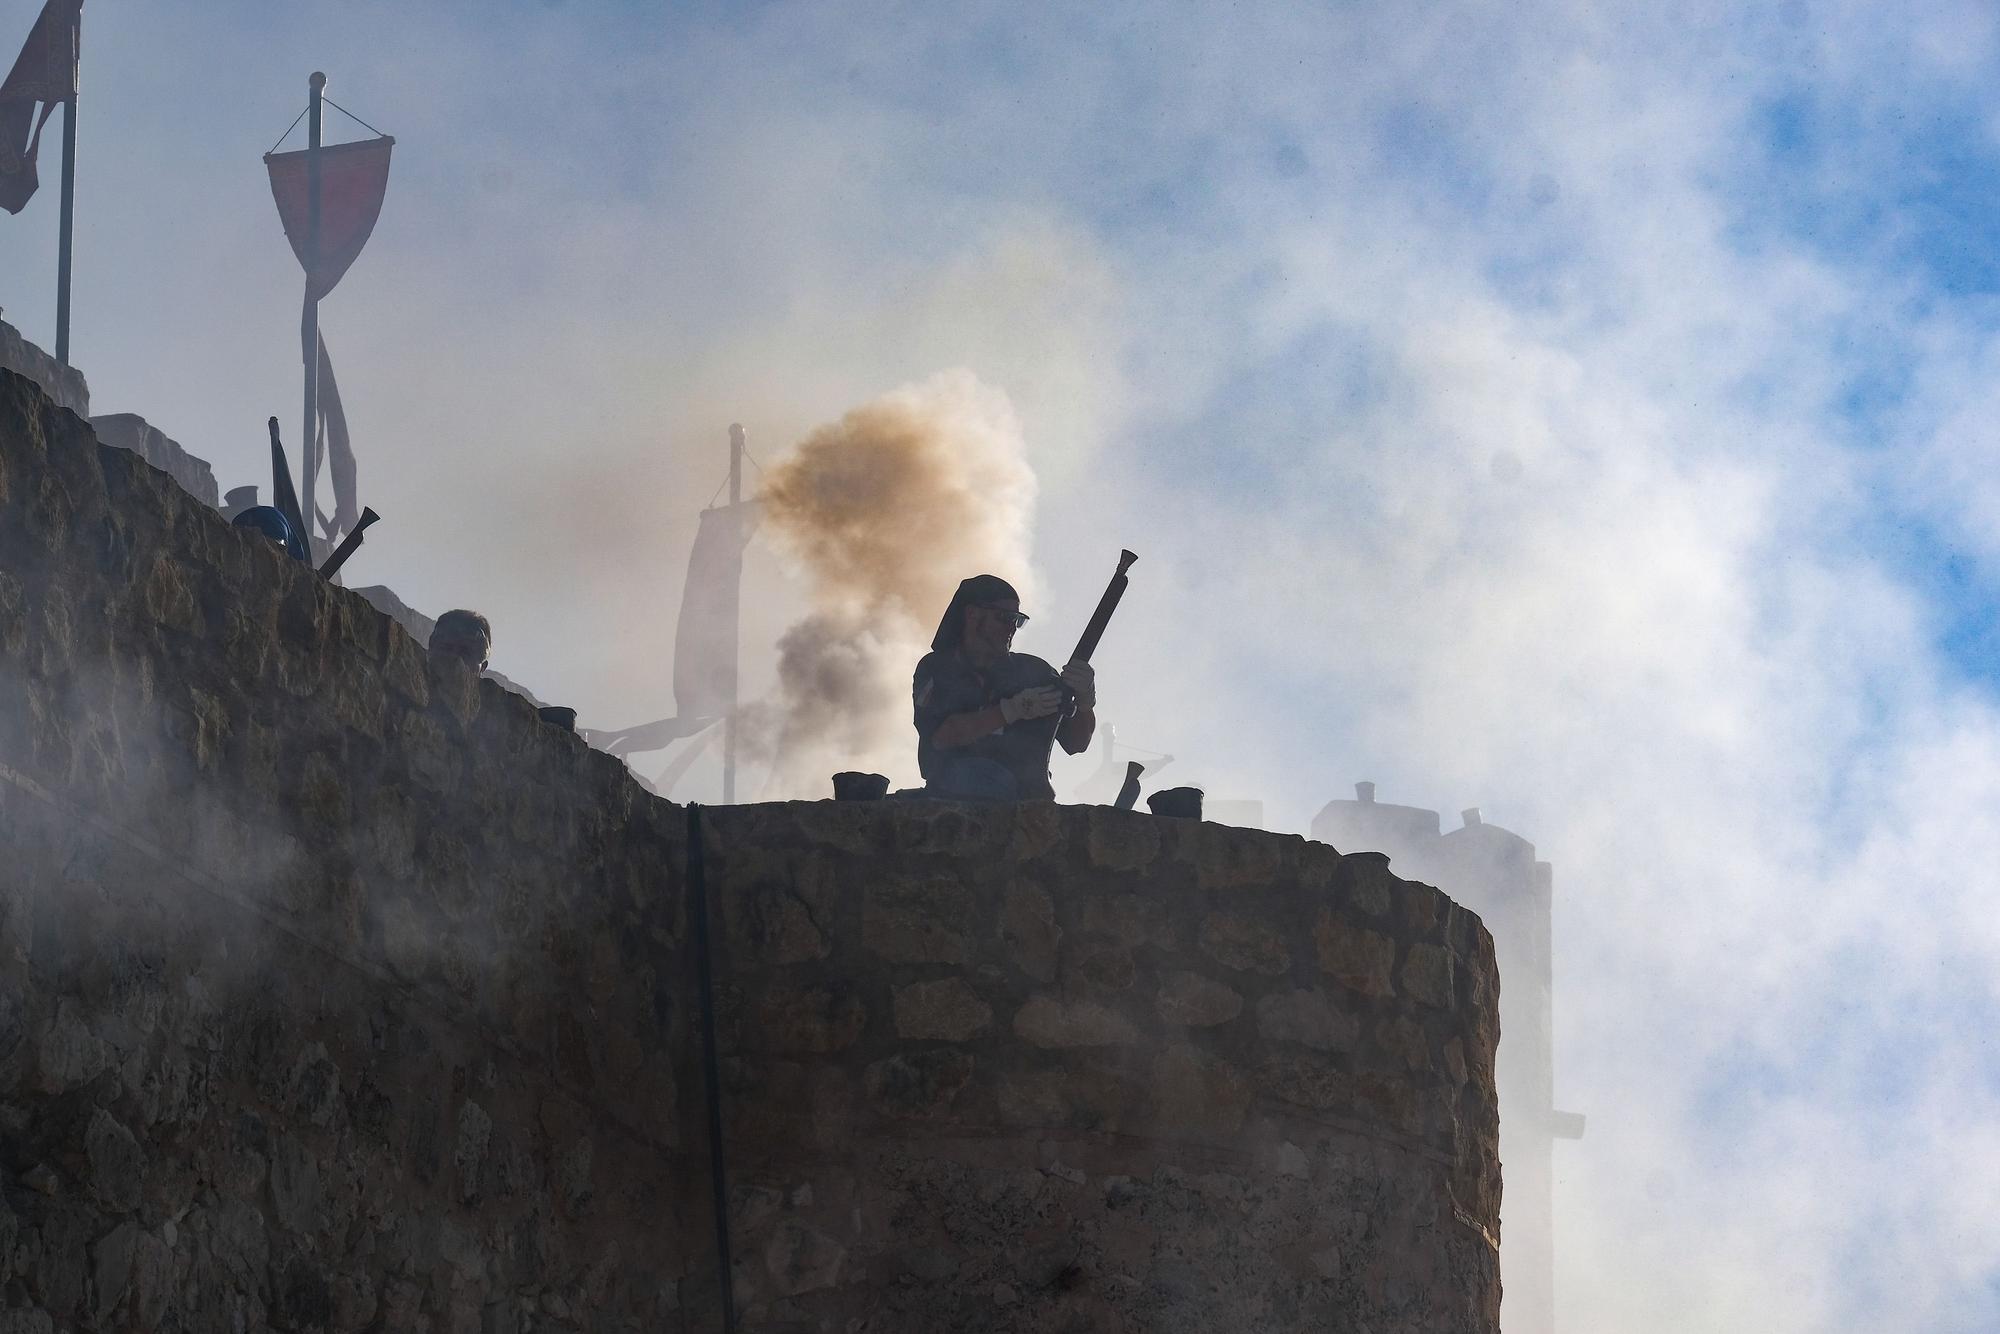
top-left (891, 802), bottom-right (1006, 859)
top-left (1313, 911), bottom-right (1395, 996)
top-left (1401, 942), bottom-right (1456, 1009)
top-left (90, 1220), bottom-right (138, 1325)
top-left (863, 876), bottom-right (973, 964)
top-left (764, 1219), bottom-right (847, 1297)
top-left (1085, 807), bottom-right (1160, 872)
top-left (453, 1100), bottom-right (492, 1204)
top-left (398, 710), bottom-right (458, 794)
top-left (383, 629), bottom-right (430, 704)
top-left (270, 1133), bottom-right (323, 1233)
top-left (31, 1197), bottom-right (94, 1316)
top-left (140, 552), bottom-right (200, 635)
top-left (995, 1069), bottom-right (1072, 1126)
top-left (1256, 1053), bottom-right (1350, 1114)
top-left (1256, 988), bottom-right (1361, 1052)
top-left (1199, 912), bottom-right (1291, 975)
top-left (1377, 1015), bottom-right (1432, 1071)
top-left (1401, 884), bottom-right (1441, 934)
top-left (129, 1229), bottom-right (173, 1327)
top-left (1074, 947), bottom-right (1137, 991)
top-left (734, 885), bottom-right (829, 965)
top-left (292, 748), bottom-right (350, 844)
top-left (0, 569), bottom-right (26, 660)
top-left (329, 665), bottom-right (389, 739)
top-left (1006, 801), bottom-right (1067, 861)
top-left (1013, 995), bottom-right (1141, 1048)
top-left (37, 999), bottom-right (112, 1094)
top-left (1154, 971), bottom-right (1243, 1027)
top-left (1151, 1044), bottom-right (1252, 1139)
top-left (85, 1109), bottom-right (144, 1212)
top-left (1079, 891), bottom-right (1172, 949)
top-left (893, 978), bottom-right (992, 1041)
top-left (748, 985), bottom-right (866, 1054)
top-left (1188, 825), bottom-right (1291, 888)
top-left (998, 879), bottom-right (1060, 981)
top-left (1443, 1037), bottom-right (1468, 1086)
top-left (864, 1049), bottom-right (975, 1119)
top-left (1336, 853), bottom-right (1397, 917)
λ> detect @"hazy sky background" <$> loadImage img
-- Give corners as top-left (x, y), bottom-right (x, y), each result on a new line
top-left (7, 1), bottom-right (2000, 1328)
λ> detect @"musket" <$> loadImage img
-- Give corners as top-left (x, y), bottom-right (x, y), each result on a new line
top-left (1044, 549), bottom-right (1137, 729)
top-left (317, 507), bottom-right (380, 580)
top-left (1069, 549), bottom-right (1137, 667)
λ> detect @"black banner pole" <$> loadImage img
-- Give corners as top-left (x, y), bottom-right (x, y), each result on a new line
top-left (53, 6), bottom-right (79, 364)
top-left (301, 71), bottom-right (325, 547)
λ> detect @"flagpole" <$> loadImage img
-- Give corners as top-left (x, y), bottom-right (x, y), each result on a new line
top-left (723, 422), bottom-right (743, 805)
top-left (301, 71), bottom-right (325, 547)
top-left (52, 5), bottom-right (78, 364)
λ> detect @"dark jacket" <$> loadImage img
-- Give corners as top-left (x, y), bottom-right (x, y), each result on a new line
top-left (912, 648), bottom-right (1066, 799)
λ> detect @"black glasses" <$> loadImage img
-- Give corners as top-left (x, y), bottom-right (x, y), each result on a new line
top-left (973, 604), bottom-right (1029, 628)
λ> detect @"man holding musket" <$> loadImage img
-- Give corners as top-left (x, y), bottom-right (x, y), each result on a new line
top-left (913, 574), bottom-right (1096, 800)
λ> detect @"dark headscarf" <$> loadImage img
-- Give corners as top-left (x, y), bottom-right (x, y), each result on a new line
top-left (930, 574), bottom-right (1025, 652)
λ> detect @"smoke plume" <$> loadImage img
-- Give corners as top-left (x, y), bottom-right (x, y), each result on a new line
top-left (749, 371), bottom-right (1038, 797)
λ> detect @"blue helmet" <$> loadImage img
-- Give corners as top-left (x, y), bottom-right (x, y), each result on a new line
top-left (231, 505), bottom-right (307, 561)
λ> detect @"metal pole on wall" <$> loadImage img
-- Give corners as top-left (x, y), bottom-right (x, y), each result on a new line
top-left (300, 71), bottom-right (325, 544)
top-left (52, 5), bottom-right (80, 365)
top-left (723, 423), bottom-right (744, 805)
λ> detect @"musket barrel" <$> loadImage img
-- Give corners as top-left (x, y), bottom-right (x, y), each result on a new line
top-left (1068, 549), bottom-right (1137, 665)
top-left (316, 506), bottom-right (380, 579)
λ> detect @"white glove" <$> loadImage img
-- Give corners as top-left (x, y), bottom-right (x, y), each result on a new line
top-left (1000, 684), bottom-right (1065, 724)
top-left (1060, 660), bottom-right (1096, 709)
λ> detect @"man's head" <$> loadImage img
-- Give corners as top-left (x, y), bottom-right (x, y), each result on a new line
top-left (933, 574), bottom-right (1027, 664)
top-left (963, 592), bottom-right (1026, 664)
top-left (429, 609), bottom-right (492, 671)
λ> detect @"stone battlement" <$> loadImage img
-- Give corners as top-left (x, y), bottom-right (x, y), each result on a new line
top-left (0, 369), bottom-right (1500, 1332)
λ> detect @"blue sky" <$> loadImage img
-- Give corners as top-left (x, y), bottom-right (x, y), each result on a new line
top-left (8, 2), bottom-right (2000, 1328)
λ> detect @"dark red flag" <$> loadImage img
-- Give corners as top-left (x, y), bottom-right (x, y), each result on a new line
top-left (674, 502), bottom-right (760, 718)
top-left (0, 0), bottom-right (81, 216)
top-left (264, 135), bottom-right (394, 301)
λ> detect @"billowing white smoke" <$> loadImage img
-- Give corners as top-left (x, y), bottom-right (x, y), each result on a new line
top-left (748, 371), bottom-right (1037, 796)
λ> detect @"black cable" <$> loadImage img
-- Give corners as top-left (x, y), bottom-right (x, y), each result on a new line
top-left (266, 105), bottom-right (308, 155)
top-left (686, 803), bottom-right (737, 1332)
top-left (322, 97), bottom-right (390, 139)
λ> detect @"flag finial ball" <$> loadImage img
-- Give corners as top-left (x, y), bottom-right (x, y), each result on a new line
top-left (309, 71), bottom-right (327, 89)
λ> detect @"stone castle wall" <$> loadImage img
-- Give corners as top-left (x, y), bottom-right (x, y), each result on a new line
top-left (0, 370), bottom-right (701, 1331)
top-left (701, 801), bottom-right (1501, 1331)
top-left (85, 414), bottom-right (221, 512)
top-left (0, 368), bottom-right (1502, 1332)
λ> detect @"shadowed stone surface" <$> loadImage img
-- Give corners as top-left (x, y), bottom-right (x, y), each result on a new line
top-left (0, 371), bottom-right (1501, 1333)
top-left (0, 371), bottom-right (698, 1332)
top-left (706, 799), bottom-right (1502, 1333)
